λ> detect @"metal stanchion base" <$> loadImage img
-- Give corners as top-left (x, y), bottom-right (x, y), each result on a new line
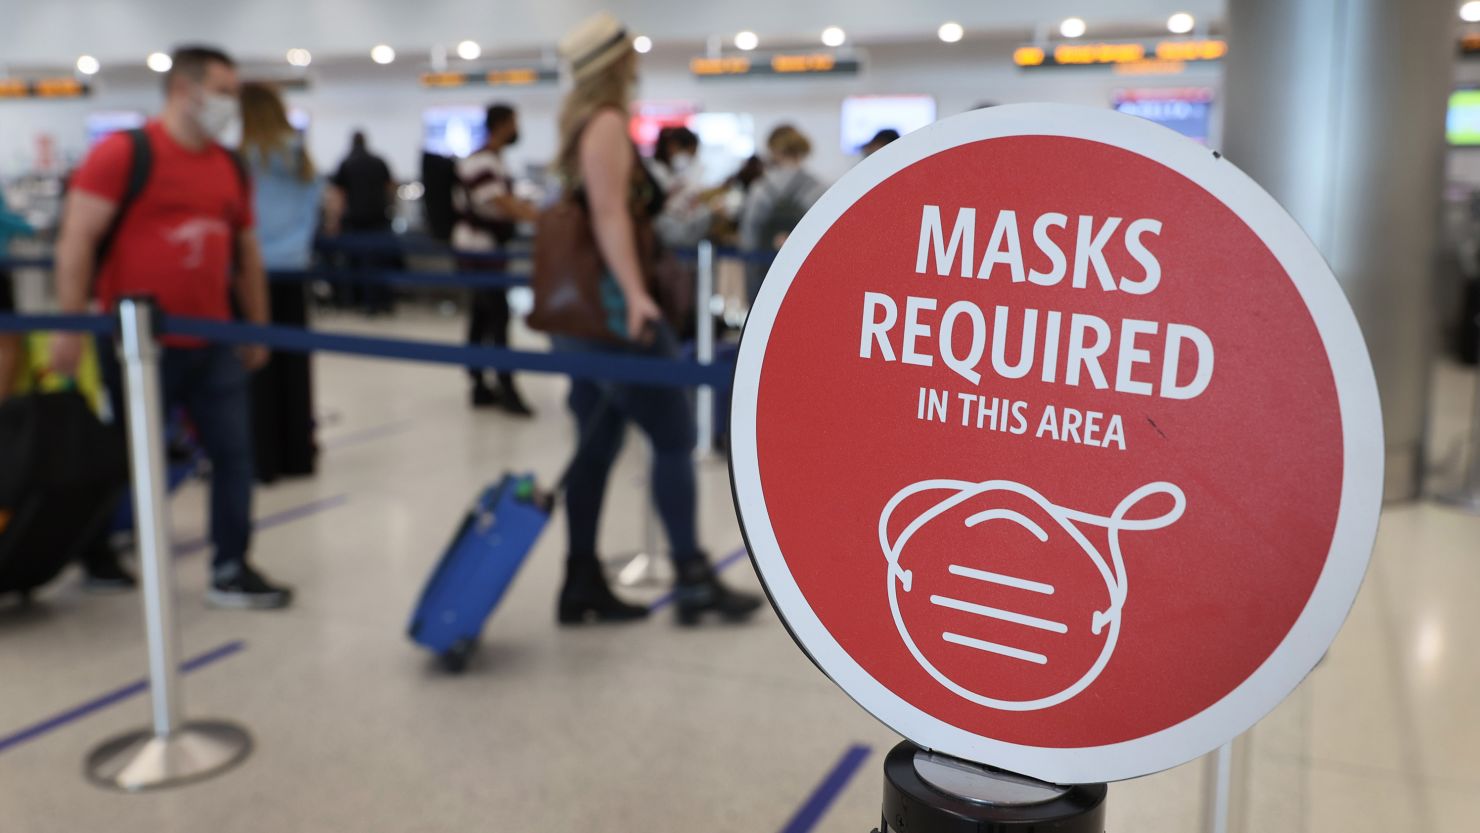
top-left (603, 551), bottom-right (672, 588)
top-left (877, 741), bottom-right (1106, 832)
top-left (85, 720), bottom-right (252, 792)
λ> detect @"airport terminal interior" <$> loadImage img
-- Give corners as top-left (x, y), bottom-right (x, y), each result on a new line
top-left (1, 2), bottom-right (1478, 831)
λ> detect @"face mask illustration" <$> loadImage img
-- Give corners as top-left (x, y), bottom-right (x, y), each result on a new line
top-left (880, 478), bottom-right (1185, 712)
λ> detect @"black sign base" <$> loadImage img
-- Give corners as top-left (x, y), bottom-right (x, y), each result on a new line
top-left (875, 741), bottom-right (1107, 832)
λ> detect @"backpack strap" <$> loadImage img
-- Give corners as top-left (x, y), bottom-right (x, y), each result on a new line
top-left (224, 148), bottom-right (250, 193)
top-left (93, 128), bottom-right (153, 277)
top-left (223, 148), bottom-right (253, 236)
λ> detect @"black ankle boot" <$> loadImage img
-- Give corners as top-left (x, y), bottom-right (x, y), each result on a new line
top-left (558, 556), bottom-right (649, 625)
top-left (496, 376), bottom-right (534, 417)
top-left (673, 556), bottom-right (763, 626)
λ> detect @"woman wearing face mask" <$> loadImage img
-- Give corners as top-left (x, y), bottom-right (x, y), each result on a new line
top-left (650, 127), bottom-right (698, 191)
top-left (239, 82), bottom-right (325, 481)
top-left (541, 14), bottom-right (762, 625)
top-left (650, 126), bottom-right (712, 251)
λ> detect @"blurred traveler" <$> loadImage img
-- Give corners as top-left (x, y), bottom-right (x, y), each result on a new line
top-left (730, 155), bottom-right (766, 193)
top-left (650, 126), bottom-right (699, 191)
top-left (240, 82), bottom-right (322, 481)
top-left (547, 13), bottom-right (760, 625)
top-left (332, 130), bottom-right (395, 234)
top-left (50, 45), bottom-right (292, 609)
top-left (739, 124), bottom-right (827, 303)
top-left (4, 187), bottom-right (129, 589)
top-left (707, 154), bottom-right (764, 247)
top-left (330, 130), bottom-right (396, 313)
top-left (456, 103), bottom-right (539, 414)
top-left (649, 126), bottom-right (713, 250)
top-left (0, 189), bottom-right (32, 402)
top-left (240, 83), bottom-right (323, 272)
top-left (861, 128), bottom-right (900, 157)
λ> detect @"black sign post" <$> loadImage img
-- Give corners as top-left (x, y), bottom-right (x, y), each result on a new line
top-left (875, 742), bottom-right (1106, 833)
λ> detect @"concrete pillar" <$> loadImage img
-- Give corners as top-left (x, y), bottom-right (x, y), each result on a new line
top-left (1221, 0), bottom-right (1455, 500)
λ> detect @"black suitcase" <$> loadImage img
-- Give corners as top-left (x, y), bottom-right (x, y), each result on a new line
top-left (0, 391), bottom-right (127, 599)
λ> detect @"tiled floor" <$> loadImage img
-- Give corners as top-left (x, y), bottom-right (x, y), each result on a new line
top-left (0, 309), bottom-right (1475, 832)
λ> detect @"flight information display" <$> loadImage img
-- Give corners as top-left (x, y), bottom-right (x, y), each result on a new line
top-left (1112, 88), bottom-right (1213, 144)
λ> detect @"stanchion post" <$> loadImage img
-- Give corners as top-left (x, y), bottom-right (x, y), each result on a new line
top-left (695, 240), bottom-right (716, 460)
top-left (85, 296), bottom-right (251, 792)
top-left (1202, 742), bottom-right (1233, 833)
top-left (1200, 735), bottom-right (1250, 833)
top-left (1437, 319), bottom-right (1480, 512)
top-left (122, 298), bottom-right (183, 737)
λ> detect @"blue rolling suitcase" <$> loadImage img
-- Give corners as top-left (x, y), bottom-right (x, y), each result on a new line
top-left (408, 472), bottom-right (554, 672)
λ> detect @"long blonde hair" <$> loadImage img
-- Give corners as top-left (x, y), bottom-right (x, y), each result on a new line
top-left (555, 51), bottom-right (635, 183)
top-left (240, 82), bottom-right (315, 183)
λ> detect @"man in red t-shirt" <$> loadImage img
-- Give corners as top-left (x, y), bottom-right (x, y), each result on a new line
top-left (50, 45), bottom-right (290, 609)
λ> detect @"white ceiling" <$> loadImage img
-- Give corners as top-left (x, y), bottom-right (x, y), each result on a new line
top-left (2, 0), bottom-right (1225, 70)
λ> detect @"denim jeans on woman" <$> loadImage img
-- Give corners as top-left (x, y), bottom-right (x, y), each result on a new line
top-left (551, 326), bottom-right (699, 565)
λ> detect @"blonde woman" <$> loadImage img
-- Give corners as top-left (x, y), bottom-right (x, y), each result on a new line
top-left (240, 83), bottom-right (323, 271)
top-left (549, 14), bottom-right (761, 626)
top-left (239, 82), bottom-right (322, 481)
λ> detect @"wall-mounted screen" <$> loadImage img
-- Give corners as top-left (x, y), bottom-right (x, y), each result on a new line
top-left (423, 106), bottom-right (486, 158)
top-left (840, 95), bottom-right (936, 153)
top-left (1112, 88), bottom-right (1213, 144)
top-left (1448, 90), bottom-right (1480, 146)
top-left (690, 112), bottom-right (757, 187)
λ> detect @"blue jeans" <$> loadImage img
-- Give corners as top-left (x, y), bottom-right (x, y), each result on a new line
top-left (551, 327), bottom-right (699, 565)
top-left (102, 341), bottom-right (255, 577)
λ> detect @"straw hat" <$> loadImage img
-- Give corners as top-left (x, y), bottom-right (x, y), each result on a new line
top-left (559, 13), bottom-right (634, 83)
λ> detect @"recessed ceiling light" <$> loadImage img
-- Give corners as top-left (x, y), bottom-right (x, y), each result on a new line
top-left (735, 31), bottom-right (759, 51)
top-left (1060, 17), bottom-right (1087, 38)
top-left (76, 55), bottom-right (100, 75)
top-left (1167, 12), bottom-right (1195, 34)
top-left (938, 22), bottom-right (965, 44)
top-left (456, 40), bottom-right (481, 60)
top-left (147, 52), bottom-right (173, 73)
top-left (634, 35), bottom-right (653, 54)
top-left (371, 44), bottom-right (396, 65)
top-left (1464, 1), bottom-right (1480, 22)
top-left (286, 48), bottom-right (312, 67)
top-left (822, 26), bottom-right (846, 48)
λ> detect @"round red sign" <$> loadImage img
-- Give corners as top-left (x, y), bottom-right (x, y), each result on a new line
top-left (730, 104), bottom-right (1382, 783)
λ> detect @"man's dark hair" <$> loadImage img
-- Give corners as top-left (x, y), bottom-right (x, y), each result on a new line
top-left (351, 131), bottom-right (368, 152)
top-left (165, 45), bottom-right (234, 91)
top-left (868, 128), bottom-right (901, 147)
top-left (486, 103), bottom-right (516, 134)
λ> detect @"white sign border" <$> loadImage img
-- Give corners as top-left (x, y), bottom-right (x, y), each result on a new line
top-left (729, 103), bottom-right (1384, 784)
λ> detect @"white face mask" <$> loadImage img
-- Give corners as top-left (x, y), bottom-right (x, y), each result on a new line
top-left (196, 92), bottom-right (241, 142)
top-left (670, 152), bottom-right (695, 173)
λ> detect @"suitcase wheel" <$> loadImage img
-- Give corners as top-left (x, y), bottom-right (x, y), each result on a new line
top-left (440, 638), bottom-right (476, 674)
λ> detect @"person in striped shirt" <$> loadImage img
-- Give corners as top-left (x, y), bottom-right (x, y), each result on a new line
top-left (454, 103), bottom-right (539, 414)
